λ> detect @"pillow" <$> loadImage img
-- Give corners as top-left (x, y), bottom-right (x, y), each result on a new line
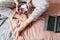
top-left (0, 0), bottom-right (15, 8)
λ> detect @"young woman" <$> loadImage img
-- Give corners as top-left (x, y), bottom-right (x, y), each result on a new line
top-left (13, 0), bottom-right (49, 39)
top-left (0, 0), bottom-right (49, 40)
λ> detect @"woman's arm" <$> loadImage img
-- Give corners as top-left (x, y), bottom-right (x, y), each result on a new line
top-left (13, 0), bottom-right (49, 37)
top-left (29, 0), bottom-right (49, 20)
top-left (16, 0), bottom-right (49, 31)
top-left (26, 0), bottom-right (49, 25)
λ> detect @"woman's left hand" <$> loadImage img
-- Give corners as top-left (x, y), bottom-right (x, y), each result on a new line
top-left (13, 20), bottom-right (29, 39)
top-left (9, 13), bottom-right (28, 40)
top-left (10, 19), bottom-right (27, 40)
top-left (13, 16), bottom-right (34, 39)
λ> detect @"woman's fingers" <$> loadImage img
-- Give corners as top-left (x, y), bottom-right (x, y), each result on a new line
top-left (13, 22), bottom-right (25, 35)
top-left (10, 18), bottom-right (23, 40)
top-left (13, 20), bottom-right (28, 40)
top-left (9, 18), bottom-right (20, 31)
top-left (12, 19), bottom-right (19, 31)
top-left (13, 25), bottom-right (22, 38)
top-left (13, 27), bottom-right (20, 40)
top-left (13, 20), bottom-right (22, 39)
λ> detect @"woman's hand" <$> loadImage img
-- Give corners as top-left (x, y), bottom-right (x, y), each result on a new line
top-left (10, 19), bottom-right (29, 40)
top-left (13, 20), bottom-right (29, 38)
top-left (9, 13), bottom-right (27, 40)
top-left (13, 17), bottom-right (34, 39)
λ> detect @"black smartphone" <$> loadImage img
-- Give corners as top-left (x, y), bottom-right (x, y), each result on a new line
top-left (44, 15), bottom-right (60, 33)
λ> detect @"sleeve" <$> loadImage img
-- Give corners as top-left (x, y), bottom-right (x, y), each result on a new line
top-left (0, 7), bottom-right (15, 19)
top-left (29, 0), bottom-right (49, 20)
